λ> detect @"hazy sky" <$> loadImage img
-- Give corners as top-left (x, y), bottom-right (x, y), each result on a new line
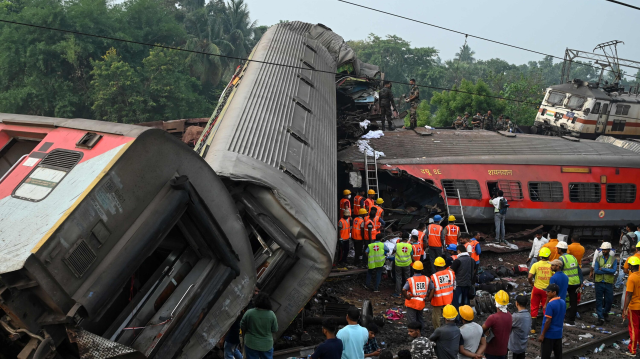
top-left (244, 0), bottom-right (640, 67)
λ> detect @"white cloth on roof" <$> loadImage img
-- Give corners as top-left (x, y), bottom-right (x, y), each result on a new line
top-left (360, 130), bottom-right (384, 139)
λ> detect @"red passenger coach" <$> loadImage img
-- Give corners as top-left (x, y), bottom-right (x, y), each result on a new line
top-left (338, 129), bottom-right (640, 228)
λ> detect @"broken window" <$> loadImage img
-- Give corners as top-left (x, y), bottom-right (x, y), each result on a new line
top-left (441, 179), bottom-right (482, 199)
top-left (569, 183), bottom-right (601, 203)
top-left (529, 182), bottom-right (563, 202)
top-left (566, 96), bottom-right (586, 110)
top-left (546, 91), bottom-right (565, 106)
top-left (611, 120), bottom-right (626, 131)
top-left (606, 184), bottom-right (636, 203)
top-left (498, 180), bottom-right (523, 201)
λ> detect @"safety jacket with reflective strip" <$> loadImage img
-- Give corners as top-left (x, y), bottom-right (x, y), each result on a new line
top-left (430, 269), bottom-right (455, 306)
top-left (364, 198), bottom-right (374, 212)
top-left (560, 253), bottom-right (580, 286)
top-left (467, 239), bottom-right (480, 262)
top-left (405, 275), bottom-right (429, 310)
top-left (450, 254), bottom-right (458, 261)
top-left (427, 224), bottom-right (443, 247)
top-left (352, 217), bottom-right (364, 240)
top-left (353, 195), bottom-right (364, 214)
top-left (595, 254), bottom-right (616, 284)
top-left (364, 218), bottom-right (376, 240)
top-left (373, 205), bottom-right (384, 219)
top-left (412, 243), bottom-right (424, 262)
top-left (395, 242), bottom-right (412, 267)
top-left (338, 218), bottom-right (351, 240)
top-left (418, 231), bottom-right (426, 247)
top-left (368, 242), bottom-right (385, 269)
top-left (339, 198), bottom-right (351, 217)
top-left (444, 224), bottom-right (459, 246)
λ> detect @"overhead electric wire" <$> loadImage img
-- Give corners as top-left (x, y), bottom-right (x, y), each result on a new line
top-left (606, 0), bottom-right (640, 10)
top-left (0, 17), bottom-right (541, 105)
top-left (337, 0), bottom-right (640, 82)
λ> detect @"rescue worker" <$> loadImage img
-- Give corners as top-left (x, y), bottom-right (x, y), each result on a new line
top-left (442, 216), bottom-right (459, 247)
top-left (363, 207), bottom-right (380, 267)
top-left (428, 305), bottom-right (461, 359)
top-left (392, 235), bottom-right (413, 298)
top-left (624, 242), bottom-right (640, 275)
top-left (339, 189), bottom-right (351, 218)
top-left (528, 247), bottom-right (552, 333)
top-left (450, 245), bottom-right (475, 319)
top-left (365, 234), bottom-right (388, 292)
top-left (364, 189), bottom-right (376, 213)
top-left (405, 79), bottom-right (420, 129)
top-left (337, 210), bottom-right (351, 267)
top-left (453, 115), bottom-right (464, 129)
top-left (378, 81), bottom-right (396, 131)
top-left (373, 198), bottom-right (386, 235)
top-left (541, 230), bottom-right (560, 261)
top-left (351, 209), bottom-right (366, 266)
top-left (416, 223), bottom-right (427, 248)
top-left (465, 232), bottom-right (481, 267)
top-left (593, 242), bottom-right (617, 326)
top-left (556, 241), bottom-right (581, 325)
top-left (402, 261), bottom-right (432, 330)
top-left (504, 116), bottom-right (514, 132)
top-left (495, 114), bottom-right (505, 131)
top-left (444, 243), bottom-right (458, 268)
top-left (353, 189), bottom-right (365, 215)
top-left (483, 110), bottom-right (494, 130)
top-left (426, 215), bottom-right (444, 275)
top-left (622, 256), bottom-right (640, 357)
top-left (428, 257), bottom-right (455, 329)
top-left (410, 234), bottom-right (424, 264)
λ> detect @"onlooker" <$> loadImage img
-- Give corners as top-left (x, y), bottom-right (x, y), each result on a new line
top-left (538, 284), bottom-right (566, 359)
top-left (363, 323), bottom-right (380, 358)
top-left (489, 190), bottom-right (506, 244)
top-left (635, 225), bottom-right (640, 244)
top-left (508, 295), bottom-right (531, 359)
top-left (548, 259), bottom-right (568, 301)
top-left (337, 307), bottom-right (369, 359)
top-left (241, 293), bottom-right (278, 359)
top-left (527, 230), bottom-right (548, 269)
top-left (392, 234), bottom-right (413, 298)
top-left (621, 223), bottom-right (638, 260)
top-left (481, 290), bottom-right (512, 359)
top-left (225, 316), bottom-right (243, 359)
top-left (593, 242), bottom-right (617, 326)
top-left (429, 257), bottom-right (456, 329)
top-left (311, 318), bottom-right (344, 359)
top-left (407, 321), bottom-right (435, 359)
top-left (403, 261), bottom-right (432, 331)
top-left (450, 245), bottom-right (475, 318)
top-left (556, 241), bottom-right (581, 325)
top-left (541, 230), bottom-right (559, 261)
top-left (458, 305), bottom-right (486, 359)
top-left (623, 256), bottom-right (640, 357)
top-left (528, 247), bottom-right (552, 333)
top-left (429, 305), bottom-right (461, 359)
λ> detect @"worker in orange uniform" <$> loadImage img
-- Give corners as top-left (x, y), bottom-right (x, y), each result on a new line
top-left (337, 209), bottom-right (351, 267)
top-left (443, 216), bottom-right (460, 247)
top-left (362, 207), bottom-right (379, 267)
top-left (353, 189), bottom-right (365, 215)
top-left (416, 223), bottom-right (427, 248)
top-left (403, 261), bottom-right (433, 331)
top-left (373, 198), bottom-right (386, 236)
top-left (429, 257), bottom-right (455, 329)
top-left (351, 209), bottom-right (366, 266)
top-left (411, 234), bottom-right (424, 265)
top-left (541, 230), bottom-right (560, 261)
top-left (364, 189), bottom-right (376, 213)
top-left (528, 247), bottom-right (552, 333)
top-left (339, 189), bottom-right (352, 218)
top-left (426, 215), bottom-right (444, 275)
top-left (622, 256), bottom-right (640, 357)
top-left (567, 234), bottom-right (585, 304)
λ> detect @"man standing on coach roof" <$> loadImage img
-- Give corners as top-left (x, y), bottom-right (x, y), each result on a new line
top-left (378, 81), bottom-right (396, 131)
top-left (405, 79), bottom-right (420, 130)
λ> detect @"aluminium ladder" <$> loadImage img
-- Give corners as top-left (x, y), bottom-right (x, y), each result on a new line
top-left (443, 188), bottom-right (469, 233)
top-left (364, 152), bottom-right (379, 198)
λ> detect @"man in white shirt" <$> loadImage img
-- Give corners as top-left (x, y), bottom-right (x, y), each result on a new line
top-left (489, 190), bottom-right (506, 244)
top-left (527, 230), bottom-right (548, 269)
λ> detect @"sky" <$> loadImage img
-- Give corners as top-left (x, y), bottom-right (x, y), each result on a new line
top-left (244, 0), bottom-right (640, 67)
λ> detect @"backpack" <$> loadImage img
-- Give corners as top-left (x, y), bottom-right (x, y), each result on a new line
top-left (498, 197), bottom-right (509, 214)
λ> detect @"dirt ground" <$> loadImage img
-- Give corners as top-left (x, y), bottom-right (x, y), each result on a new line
top-left (277, 246), bottom-right (631, 358)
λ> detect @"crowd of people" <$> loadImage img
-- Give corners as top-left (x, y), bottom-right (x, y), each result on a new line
top-left (451, 111), bottom-right (515, 132)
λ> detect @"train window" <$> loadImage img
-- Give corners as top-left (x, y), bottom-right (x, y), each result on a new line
top-left (611, 120), bottom-right (626, 131)
top-left (592, 102), bottom-right (601, 114)
top-left (497, 180), bottom-right (523, 201)
top-left (566, 96), bottom-right (586, 110)
top-left (606, 184), bottom-right (636, 203)
top-left (441, 179), bottom-right (482, 199)
top-left (569, 183), bottom-right (601, 203)
top-left (529, 182), bottom-right (563, 202)
top-left (615, 105), bottom-right (631, 115)
top-left (601, 103), bottom-right (609, 115)
top-left (546, 91), bottom-right (565, 106)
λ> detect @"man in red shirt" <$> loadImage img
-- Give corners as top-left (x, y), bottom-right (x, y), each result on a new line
top-left (482, 290), bottom-right (512, 359)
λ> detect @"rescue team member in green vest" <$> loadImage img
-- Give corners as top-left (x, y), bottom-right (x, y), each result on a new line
top-left (593, 242), bottom-right (617, 326)
top-left (392, 234), bottom-right (413, 298)
top-left (365, 234), bottom-right (389, 292)
top-left (556, 241), bottom-right (582, 325)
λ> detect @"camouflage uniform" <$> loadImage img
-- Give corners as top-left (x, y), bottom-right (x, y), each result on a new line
top-left (495, 117), bottom-right (505, 131)
top-left (410, 336), bottom-right (436, 359)
top-left (408, 85), bottom-right (420, 129)
top-left (379, 86), bottom-right (396, 131)
top-left (483, 114), bottom-right (494, 131)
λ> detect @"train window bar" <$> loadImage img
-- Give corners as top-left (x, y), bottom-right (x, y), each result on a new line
top-left (497, 180), bottom-right (523, 201)
top-left (568, 183), bottom-right (601, 203)
top-left (606, 184), bottom-right (636, 203)
top-left (528, 182), bottom-right (563, 202)
top-left (440, 179), bottom-right (481, 199)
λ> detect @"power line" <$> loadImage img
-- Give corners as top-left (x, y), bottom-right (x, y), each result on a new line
top-left (606, 0), bottom-right (640, 10)
top-left (0, 17), bottom-right (540, 106)
top-left (337, 0), bottom-right (640, 82)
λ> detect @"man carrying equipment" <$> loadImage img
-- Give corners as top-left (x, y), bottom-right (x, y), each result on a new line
top-left (403, 261), bottom-right (432, 330)
top-left (429, 257), bottom-right (455, 329)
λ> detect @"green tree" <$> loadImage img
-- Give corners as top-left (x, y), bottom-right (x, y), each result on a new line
top-left (430, 79), bottom-right (506, 127)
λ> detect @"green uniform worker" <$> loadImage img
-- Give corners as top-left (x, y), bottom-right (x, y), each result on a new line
top-left (393, 237), bottom-right (413, 297)
top-left (405, 79), bottom-right (420, 129)
top-left (557, 241), bottom-right (581, 325)
top-left (365, 234), bottom-right (389, 292)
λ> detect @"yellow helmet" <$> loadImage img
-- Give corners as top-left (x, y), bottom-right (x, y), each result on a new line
top-left (495, 290), bottom-right (510, 306)
top-left (448, 215), bottom-right (456, 222)
top-left (539, 247), bottom-right (551, 258)
top-left (629, 256), bottom-right (640, 266)
top-left (636, 241), bottom-right (640, 248)
top-left (368, 189), bottom-right (376, 195)
top-left (343, 189), bottom-right (351, 195)
top-left (412, 261), bottom-right (424, 270)
top-left (376, 198), bottom-right (384, 204)
top-left (434, 257), bottom-right (446, 267)
top-left (442, 304), bottom-right (458, 320)
top-left (358, 208), bottom-right (368, 215)
top-left (459, 305), bottom-right (474, 321)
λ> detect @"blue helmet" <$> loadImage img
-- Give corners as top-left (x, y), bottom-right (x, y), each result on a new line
top-left (447, 244), bottom-right (458, 251)
top-left (433, 215), bottom-right (442, 222)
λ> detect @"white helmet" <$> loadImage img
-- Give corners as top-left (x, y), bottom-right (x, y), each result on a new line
top-left (411, 229), bottom-right (420, 236)
top-left (600, 242), bottom-right (612, 249)
top-left (556, 241), bottom-right (568, 250)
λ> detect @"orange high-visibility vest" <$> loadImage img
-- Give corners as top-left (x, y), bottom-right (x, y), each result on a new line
top-left (364, 198), bottom-right (374, 212)
top-left (430, 269), bottom-right (455, 307)
top-left (354, 195), bottom-right (364, 214)
top-left (405, 275), bottom-right (429, 310)
top-left (364, 218), bottom-right (376, 240)
top-left (418, 231), bottom-right (426, 247)
top-left (373, 205), bottom-right (384, 219)
top-left (450, 254), bottom-right (458, 261)
top-left (427, 224), bottom-right (443, 247)
top-left (444, 224), bottom-right (459, 246)
top-left (338, 218), bottom-right (351, 240)
top-left (467, 240), bottom-right (480, 262)
top-left (352, 217), bottom-right (364, 240)
top-left (412, 243), bottom-right (424, 261)
top-left (339, 198), bottom-right (351, 217)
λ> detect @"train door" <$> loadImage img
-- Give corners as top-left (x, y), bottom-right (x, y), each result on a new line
top-left (595, 102), bottom-right (610, 134)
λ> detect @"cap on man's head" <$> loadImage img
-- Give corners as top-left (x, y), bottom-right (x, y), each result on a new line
top-left (545, 283), bottom-right (560, 293)
top-left (549, 259), bottom-right (563, 267)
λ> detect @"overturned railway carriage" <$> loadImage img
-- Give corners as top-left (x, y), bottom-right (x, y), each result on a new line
top-left (0, 114), bottom-right (256, 358)
top-left (338, 129), bottom-right (640, 230)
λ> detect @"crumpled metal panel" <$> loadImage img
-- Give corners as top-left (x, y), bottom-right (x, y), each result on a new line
top-left (72, 329), bottom-right (140, 359)
top-left (596, 135), bottom-right (640, 154)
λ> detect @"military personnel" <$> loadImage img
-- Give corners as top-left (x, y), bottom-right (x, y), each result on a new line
top-left (405, 79), bottom-right (420, 129)
top-left (483, 110), bottom-right (495, 131)
top-left (453, 115), bottom-right (464, 129)
top-left (504, 116), bottom-right (514, 132)
top-left (495, 115), bottom-right (505, 131)
top-left (471, 112), bottom-right (483, 128)
top-left (378, 81), bottom-right (396, 131)
top-left (462, 112), bottom-right (471, 128)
